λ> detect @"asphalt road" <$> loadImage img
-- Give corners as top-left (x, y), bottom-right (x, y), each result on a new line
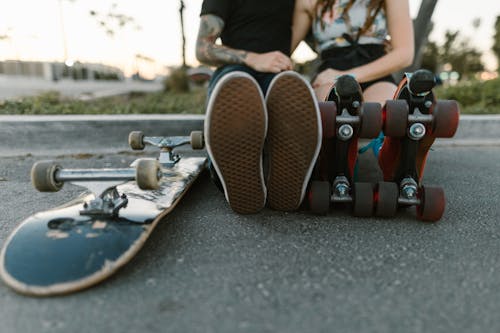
top-left (0, 141), bottom-right (498, 332)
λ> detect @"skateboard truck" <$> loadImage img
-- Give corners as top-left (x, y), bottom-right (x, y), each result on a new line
top-left (31, 159), bottom-right (161, 218)
top-left (81, 188), bottom-right (127, 217)
top-left (129, 131), bottom-right (204, 168)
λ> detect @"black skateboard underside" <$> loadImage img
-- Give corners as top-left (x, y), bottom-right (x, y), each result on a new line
top-left (0, 157), bottom-right (206, 295)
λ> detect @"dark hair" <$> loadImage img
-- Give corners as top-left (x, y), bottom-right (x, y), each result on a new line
top-left (316, 0), bottom-right (385, 35)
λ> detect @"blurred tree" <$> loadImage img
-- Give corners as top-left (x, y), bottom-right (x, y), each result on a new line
top-left (441, 30), bottom-right (459, 60)
top-left (58, 0), bottom-right (74, 63)
top-left (443, 31), bottom-right (484, 78)
top-left (422, 29), bottom-right (484, 79)
top-left (164, 67), bottom-right (189, 93)
top-left (90, 3), bottom-right (141, 37)
top-left (180, 0), bottom-right (187, 68)
top-left (421, 40), bottom-right (439, 73)
top-left (166, 0), bottom-right (190, 93)
top-left (449, 41), bottom-right (484, 78)
top-left (493, 16), bottom-right (500, 69)
top-left (472, 18), bottom-right (481, 30)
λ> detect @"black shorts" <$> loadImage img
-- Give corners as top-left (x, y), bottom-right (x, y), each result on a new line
top-left (318, 44), bottom-right (396, 91)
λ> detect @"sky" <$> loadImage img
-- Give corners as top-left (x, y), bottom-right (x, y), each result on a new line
top-left (0, 0), bottom-right (499, 77)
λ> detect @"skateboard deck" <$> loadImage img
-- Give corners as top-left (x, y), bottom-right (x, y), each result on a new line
top-left (0, 156), bottom-right (206, 296)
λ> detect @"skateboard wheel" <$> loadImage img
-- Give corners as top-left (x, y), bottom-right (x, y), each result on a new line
top-left (129, 131), bottom-right (145, 150)
top-left (384, 100), bottom-right (409, 137)
top-left (432, 100), bottom-right (460, 138)
top-left (31, 160), bottom-right (63, 192)
top-left (416, 186), bottom-right (445, 222)
top-left (135, 159), bottom-right (161, 190)
top-left (190, 131), bottom-right (204, 149)
top-left (352, 182), bottom-right (373, 217)
top-left (375, 181), bottom-right (399, 217)
top-left (308, 181), bottom-right (330, 215)
top-left (359, 102), bottom-right (383, 138)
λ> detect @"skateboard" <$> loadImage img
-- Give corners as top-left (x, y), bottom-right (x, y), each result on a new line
top-left (308, 74), bottom-right (383, 216)
top-left (0, 131), bottom-right (206, 296)
top-left (377, 69), bottom-right (460, 221)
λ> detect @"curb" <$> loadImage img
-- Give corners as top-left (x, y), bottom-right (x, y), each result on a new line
top-left (0, 115), bottom-right (204, 157)
top-left (0, 114), bottom-right (497, 157)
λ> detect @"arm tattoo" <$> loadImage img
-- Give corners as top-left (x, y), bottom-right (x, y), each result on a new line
top-left (196, 14), bottom-right (249, 66)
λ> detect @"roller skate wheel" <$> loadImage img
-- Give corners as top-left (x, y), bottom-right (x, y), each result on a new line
top-left (308, 181), bottom-right (330, 215)
top-left (352, 182), bottom-right (374, 217)
top-left (375, 181), bottom-right (399, 217)
top-left (384, 100), bottom-right (409, 138)
top-left (416, 186), bottom-right (445, 222)
top-left (359, 102), bottom-right (383, 139)
top-left (432, 100), bottom-right (460, 138)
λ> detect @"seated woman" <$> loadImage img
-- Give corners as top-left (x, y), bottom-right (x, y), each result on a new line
top-left (291, 0), bottom-right (414, 105)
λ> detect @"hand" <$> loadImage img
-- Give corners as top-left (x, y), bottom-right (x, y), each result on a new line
top-left (245, 51), bottom-right (293, 73)
top-left (312, 68), bottom-right (345, 88)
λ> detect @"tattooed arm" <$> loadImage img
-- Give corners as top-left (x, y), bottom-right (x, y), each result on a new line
top-left (196, 14), bottom-right (246, 67)
top-left (196, 14), bottom-right (293, 73)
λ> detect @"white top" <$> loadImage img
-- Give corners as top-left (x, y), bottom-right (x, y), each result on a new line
top-left (312, 0), bottom-right (388, 52)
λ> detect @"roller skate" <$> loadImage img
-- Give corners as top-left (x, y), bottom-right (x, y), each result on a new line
top-left (308, 74), bottom-right (383, 216)
top-left (377, 69), bottom-right (460, 222)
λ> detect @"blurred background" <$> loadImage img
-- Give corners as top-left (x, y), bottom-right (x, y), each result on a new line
top-left (0, 0), bottom-right (499, 114)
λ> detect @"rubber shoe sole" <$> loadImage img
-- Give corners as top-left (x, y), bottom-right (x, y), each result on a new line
top-left (204, 72), bottom-right (267, 214)
top-left (265, 71), bottom-right (322, 211)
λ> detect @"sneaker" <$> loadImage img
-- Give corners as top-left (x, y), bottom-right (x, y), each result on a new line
top-left (265, 71), bottom-right (322, 211)
top-left (204, 72), bottom-right (267, 214)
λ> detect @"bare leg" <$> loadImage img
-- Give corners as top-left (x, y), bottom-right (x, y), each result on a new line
top-left (314, 83), bottom-right (333, 101)
top-left (362, 81), bottom-right (397, 105)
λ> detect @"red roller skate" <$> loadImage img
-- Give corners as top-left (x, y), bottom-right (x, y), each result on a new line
top-left (377, 69), bottom-right (460, 222)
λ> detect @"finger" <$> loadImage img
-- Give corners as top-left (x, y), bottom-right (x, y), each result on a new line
top-left (270, 66), bottom-right (281, 74)
top-left (274, 59), bottom-right (290, 71)
top-left (282, 57), bottom-right (293, 69)
top-left (274, 53), bottom-right (289, 63)
top-left (280, 60), bottom-right (292, 71)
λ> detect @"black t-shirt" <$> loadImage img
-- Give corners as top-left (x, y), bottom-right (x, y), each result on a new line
top-left (200, 0), bottom-right (295, 56)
